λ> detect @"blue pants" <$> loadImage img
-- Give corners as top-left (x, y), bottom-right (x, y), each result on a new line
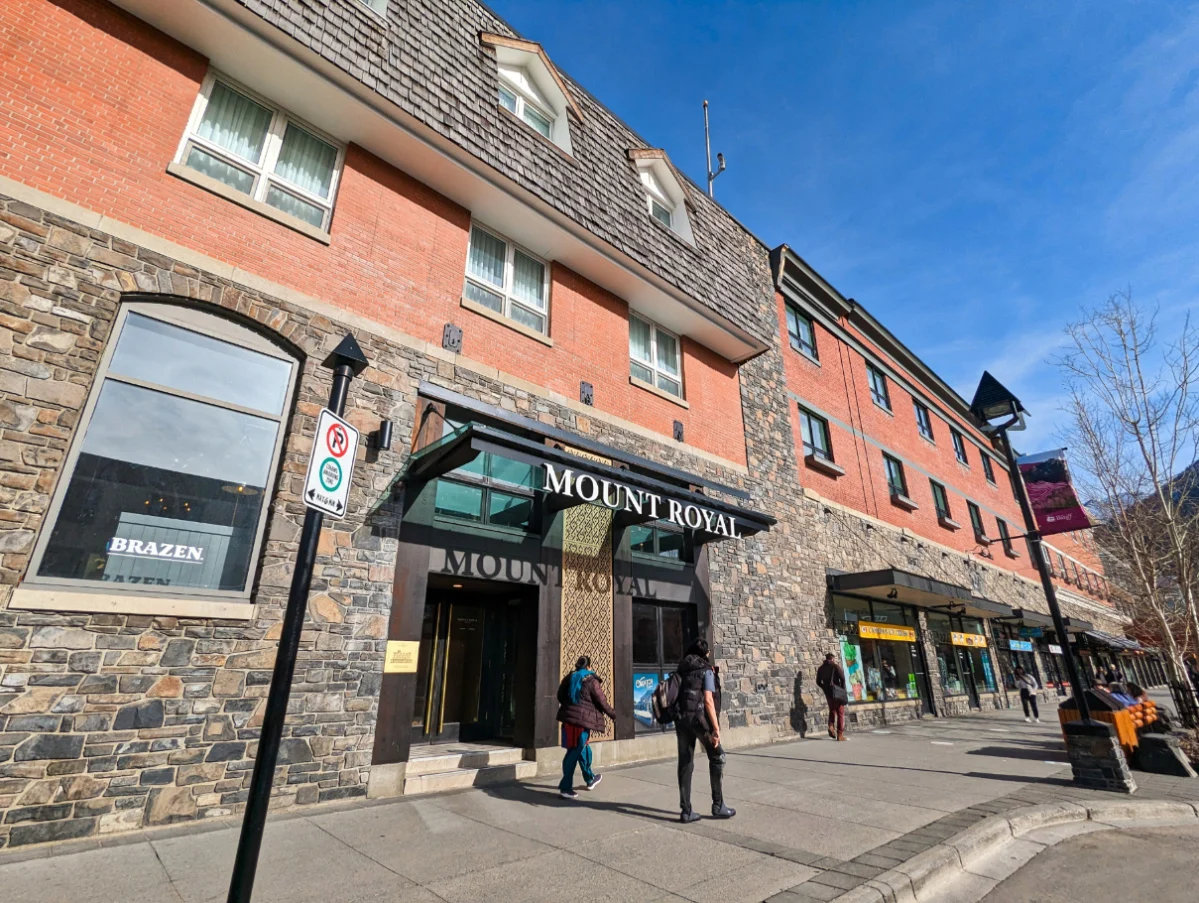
top-left (559, 728), bottom-right (593, 792)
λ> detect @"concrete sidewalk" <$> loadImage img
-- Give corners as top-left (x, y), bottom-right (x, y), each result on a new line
top-left (0, 704), bottom-right (1193, 903)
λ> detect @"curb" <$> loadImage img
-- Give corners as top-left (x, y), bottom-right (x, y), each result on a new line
top-left (830, 799), bottom-right (1199, 903)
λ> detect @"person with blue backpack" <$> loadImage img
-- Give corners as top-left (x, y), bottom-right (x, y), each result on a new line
top-left (555, 655), bottom-right (617, 800)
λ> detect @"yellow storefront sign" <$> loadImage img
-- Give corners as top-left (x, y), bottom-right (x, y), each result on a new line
top-left (951, 632), bottom-right (987, 648)
top-left (857, 621), bottom-right (917, 643)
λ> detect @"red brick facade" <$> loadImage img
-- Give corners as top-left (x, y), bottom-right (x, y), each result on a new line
top-left (0, 0), bottom-right (747, 465)
top-left (776, 291), bottom-right (1113, 607)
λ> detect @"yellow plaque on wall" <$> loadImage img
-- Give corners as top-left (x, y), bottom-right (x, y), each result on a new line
top-left (384, 640), bottom-right (420, 674)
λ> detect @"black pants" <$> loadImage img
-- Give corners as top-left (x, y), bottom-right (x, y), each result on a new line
top-left (676, 721), bottom-right (725, 814)
top-left (1020, 688), bottom-right (1039, 719)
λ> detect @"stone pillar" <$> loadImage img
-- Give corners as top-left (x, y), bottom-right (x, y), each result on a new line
top-left (1063, 721), bottom-right (1137, 793)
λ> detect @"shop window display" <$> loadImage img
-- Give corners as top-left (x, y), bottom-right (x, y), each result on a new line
top-left (832, 595), bottom-right (923, 703)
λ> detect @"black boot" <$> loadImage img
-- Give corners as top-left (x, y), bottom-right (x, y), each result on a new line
top-left (680, 809), bottom-right (702, 824)
top-left (711, 804), bottom-right (736, 819)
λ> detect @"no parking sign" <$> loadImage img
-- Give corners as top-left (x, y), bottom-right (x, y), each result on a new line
top-left (301, 408), bottom-right (360, 518)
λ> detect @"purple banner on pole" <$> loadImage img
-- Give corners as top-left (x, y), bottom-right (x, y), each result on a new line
top-left (1017, 448), bottom-right (1092, 536)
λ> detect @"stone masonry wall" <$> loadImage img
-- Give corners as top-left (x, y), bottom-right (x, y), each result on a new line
top-left (0, 194), bottom-right (759, 845)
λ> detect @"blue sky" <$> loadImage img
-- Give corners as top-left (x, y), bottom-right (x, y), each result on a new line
top-left (489, 0), bottom-right (1198, 450)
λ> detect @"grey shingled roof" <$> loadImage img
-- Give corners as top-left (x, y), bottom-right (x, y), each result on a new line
top-left (231, 0), bottom-right (775, 345)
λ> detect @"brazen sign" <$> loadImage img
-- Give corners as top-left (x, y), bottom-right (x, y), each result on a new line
top-left (544, 463), bottom-right (744, 538)
top-left (302, 408), bottom-right (360, 519)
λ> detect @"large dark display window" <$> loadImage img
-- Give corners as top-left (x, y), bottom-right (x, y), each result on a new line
top-left (32, 308), bottom-right (294, 596)
top-left (632, 601), bottom-right (697, 732)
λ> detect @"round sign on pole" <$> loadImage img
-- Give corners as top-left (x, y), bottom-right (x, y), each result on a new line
top-left (319, 457), bottom-right (342, 492)
top-left (326, 422), bottom-right (350, 458)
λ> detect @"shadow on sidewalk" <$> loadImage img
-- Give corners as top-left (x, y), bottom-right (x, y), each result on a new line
top-left (479, 781), bottom-right (680, 822)
top-left (730, 750), bottom-right (1073, 785)
top-left (967, 746), bottom-right (1070, 763)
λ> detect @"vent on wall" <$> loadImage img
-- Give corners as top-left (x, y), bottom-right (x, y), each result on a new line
top-left (580, 381), bottom-right (593, 406)
top-left (673, 420), bottom-right (684, 442)
top-left (442, 323), bottom-right (462, 353)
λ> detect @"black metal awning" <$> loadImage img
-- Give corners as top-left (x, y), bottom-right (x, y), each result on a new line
top-left (1061, 617), bottom-right (1094, 634)
top-left (1002, 608), bottom-right (1056, 629)
top-left (1084, 630), bottom-right (1143, 652)
top-left (828, 568), bottom-right (1015, 619)
top-left (402, 421), bottom-right (776, 538)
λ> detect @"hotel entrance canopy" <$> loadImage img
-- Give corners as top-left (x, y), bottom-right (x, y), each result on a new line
top-left (401, 420), bottom-right (775, 541)
top-left (828, 568), bottom-right (1014, 619)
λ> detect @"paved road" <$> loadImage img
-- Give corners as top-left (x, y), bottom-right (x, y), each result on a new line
top-left (979, 825), bottom-right (1199, 903)
top-left (0, 702), bottom-right (1187, 903)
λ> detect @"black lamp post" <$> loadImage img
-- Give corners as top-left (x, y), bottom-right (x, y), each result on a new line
top-left (227, 333), bottom-right (370, 903)
top-left (970, 372), bottom-right (1092, 724)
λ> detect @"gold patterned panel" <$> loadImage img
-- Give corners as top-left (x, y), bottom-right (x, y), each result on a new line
top-left (559, 447), bottom-right (615, 741)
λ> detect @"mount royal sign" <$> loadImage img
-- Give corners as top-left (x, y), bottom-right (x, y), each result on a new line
top-left (543, 463), bottom-right (744, 538)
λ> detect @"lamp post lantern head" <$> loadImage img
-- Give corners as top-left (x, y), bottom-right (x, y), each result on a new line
top-left (971, 371), bottom-right (1027, 431)
top-left (323, 332), bottom-right (370, 377)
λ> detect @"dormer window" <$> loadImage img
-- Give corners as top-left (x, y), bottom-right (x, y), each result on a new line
top-left (497, 65), bottom-right (554, 138)
top-left (481, 34), bottom-right (580, 155)
top-left (643, 169), bottom-right (674, 227)
top-left (628, 149), bottom-right (694, 243)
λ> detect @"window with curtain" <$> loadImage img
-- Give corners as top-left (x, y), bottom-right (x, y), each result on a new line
top-left (463, 224), bottom-right (549, 335)
top-left (29, 304), bottom-right (296, 600)
top-left (629, 315), bottom-right (683, 397)
top-left (177, 74), bottom-right (344, 231)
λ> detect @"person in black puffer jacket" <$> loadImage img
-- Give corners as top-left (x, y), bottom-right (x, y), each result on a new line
top-left (674, 639), bottom-right (735, 823)
top-left (555, 655), bottom-right (617, 800)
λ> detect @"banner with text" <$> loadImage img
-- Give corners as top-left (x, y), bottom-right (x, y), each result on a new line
top-left (1016, 448), bottom-right (1091, 536)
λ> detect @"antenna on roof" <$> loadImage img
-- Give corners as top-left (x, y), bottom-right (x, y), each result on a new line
top-left (704, 100), bottom-right (726, 198)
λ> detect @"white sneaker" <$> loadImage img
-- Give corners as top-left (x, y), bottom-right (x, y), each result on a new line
top-left (584, 774), bottom-right (602, 791)
top-left (1024, 717), bottom-right (1031, 723)
top-left (1035, 718), bottom-right (1041, 723)
top-left (559, 790), bottom-right (579, 800)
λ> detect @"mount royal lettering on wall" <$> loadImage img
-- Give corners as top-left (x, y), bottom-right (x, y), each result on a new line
top-left (543, 463), bottom-right (743, 539)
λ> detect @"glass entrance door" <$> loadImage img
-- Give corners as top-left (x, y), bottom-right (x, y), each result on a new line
top-left (412, 593), bottom-right (518, 745)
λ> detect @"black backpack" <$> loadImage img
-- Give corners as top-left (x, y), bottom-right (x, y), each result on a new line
top-left (556, 673), bottom-right (574, 706)
top-left (652, 672), bottom-right (682, 725)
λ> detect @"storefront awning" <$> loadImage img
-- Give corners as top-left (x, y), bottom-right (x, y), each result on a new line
top-left (1084, 630), bottom-right (1143, 652)
top-left (828, 569), bottom-right (1015, 618)
top-left (1061, 617), bottom-right (1094, 634)
top-left (1002, 608), bottom-right (1055, 629)
top-left (402, 421), bottom-right (776, 539)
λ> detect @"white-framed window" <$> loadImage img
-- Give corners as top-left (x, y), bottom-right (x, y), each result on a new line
top-left (951, 428), bottom-right (970, 465)
top-left (175, 72), bottom-right (345, 231)
top-left (629, 315), bottom-right (683, 398)
top-left (26, 302), bottom-right (297, 602)
top-left (641, 168), bottom-right (675, 227)
top-left (497, 64), bottom-right (555, 139)
top-left (630, 154), bottom-right (695, 243)
top-left (463, 223), bottom-right (550, 335)
top-left (356, 0), bottom-right (387, 14)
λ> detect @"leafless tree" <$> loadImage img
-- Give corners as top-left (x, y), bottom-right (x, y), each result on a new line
top-left (1058, 291), bottom-right (1199, 688)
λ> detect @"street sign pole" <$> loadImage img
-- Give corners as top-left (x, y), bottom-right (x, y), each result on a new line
top-left (227, 335), bottom-right (368, 903)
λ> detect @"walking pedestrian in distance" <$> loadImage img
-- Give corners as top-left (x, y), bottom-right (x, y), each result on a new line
top-left (555, 655), bottom-right (616, 800)
top-left (1014, 666), bottom-right (1040, 723)
top-left (675, 639), bottom-right (735, 823)
top-left (815, 652), bottom-right (849, 741)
